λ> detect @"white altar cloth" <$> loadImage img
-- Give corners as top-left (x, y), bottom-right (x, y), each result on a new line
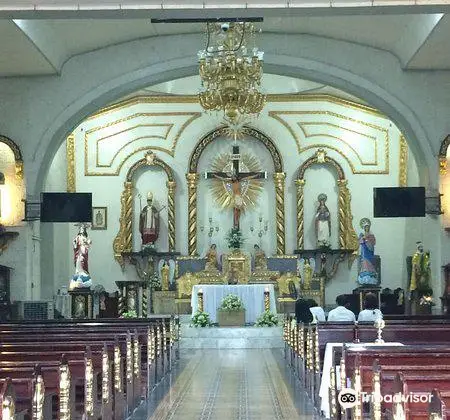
top-left (191, 284), bottom-right (276, 324)
top-left (320, 342), bottom-right (404, 418)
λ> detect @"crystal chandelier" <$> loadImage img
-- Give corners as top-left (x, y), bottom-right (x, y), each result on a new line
top-left (198, 22), bottom-right (265, 125)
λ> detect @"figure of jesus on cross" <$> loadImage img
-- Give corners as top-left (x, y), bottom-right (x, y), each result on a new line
top-left (204, 145), bottom-right (267, 229)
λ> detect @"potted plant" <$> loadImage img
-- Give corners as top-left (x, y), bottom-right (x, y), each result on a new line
top-left (255, 311), bottom-right (279, 327)
top-left (217, 294), bottom-right (245, 326)
top-left (191, 310), bottom-right (211, 327)
top-left (226, 227), bottom-right (245, 251)
top-left (416, 287), bottom-right (435, 315)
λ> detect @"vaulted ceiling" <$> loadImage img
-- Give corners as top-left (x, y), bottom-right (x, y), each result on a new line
top-left (0, 6), bottom-right (450, 76)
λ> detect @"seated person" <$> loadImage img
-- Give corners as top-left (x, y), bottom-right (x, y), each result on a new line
top-left (295, 298), bottom-right (313, 324)
top-left (358, 292), bottom-right (383, 322)
top-left (327, 295), bottom-right (356, 322)
top-left (307, 299), bottom-right (326, 322)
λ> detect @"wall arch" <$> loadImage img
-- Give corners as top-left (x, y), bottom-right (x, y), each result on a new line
top-left (186, 125), bottom-right (286, 255)
top-left (113, 152), bottom-right (177, 265)
top-left (295, 149), bottom-right (358, 251)
top-left (24, 33), bottom-right (437, 198)
top-left (0, 135), bottom-right (24, 179)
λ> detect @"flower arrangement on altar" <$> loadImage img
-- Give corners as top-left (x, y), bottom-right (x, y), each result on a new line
top-left (120, 310), bottom-right (137, 318)
top-left (225, 227), bottom-right (245, 249)
top-left (191, 310), bottom-right (211, 327)
top-left (218, 294), bottom-right (245, 311)
top-left (255, 311), bottom-right (279, 327)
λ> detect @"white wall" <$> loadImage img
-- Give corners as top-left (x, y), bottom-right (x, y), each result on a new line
top-left (34, 92), bottom-right (436, 306)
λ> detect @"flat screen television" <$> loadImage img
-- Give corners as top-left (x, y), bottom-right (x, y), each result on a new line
top-left (373, 187), bottom-right (425, 218)
top-left (40, 193), bottom-right (92, 223)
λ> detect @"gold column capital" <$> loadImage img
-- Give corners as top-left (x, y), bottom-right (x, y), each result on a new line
top-left (167, 180), bottom-right (176, 189)
top-left (273, 172), bottom-right (286, 182)
top-left (337, 179), bottom-right (348, 187)
top-left (295, 178), bottom-right (305, 187)
top-left (186, 172), bottom-right (200, 184)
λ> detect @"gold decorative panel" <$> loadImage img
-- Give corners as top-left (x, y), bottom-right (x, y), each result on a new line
top-left (66, 134), bottom-right (76, 192)
top-left (84, 112), bottom-right (201, 176)
top-left (269, 109), bottom-right (390, 174)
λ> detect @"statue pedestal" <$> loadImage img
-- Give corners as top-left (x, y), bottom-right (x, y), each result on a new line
top-left (153, 291), bottom-right (176, 314)
top-left (69, 288), bottom-right (93, 319)
top-left (115, 280), bottom-right (148, 318)
top-left (121, 250), bottom-right (180, 313)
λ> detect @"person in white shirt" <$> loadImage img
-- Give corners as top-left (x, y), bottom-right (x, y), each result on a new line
top-left (358, 292), bottom-right (383, 322)
top-left (327, 295), bottom-right (356, 322)
top-left (307, 299), bottom-right (326, 322)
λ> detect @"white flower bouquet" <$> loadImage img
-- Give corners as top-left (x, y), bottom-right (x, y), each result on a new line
top-left (218, 294), bottom-right (245, 311)
top-left (191, 310), bottom-right (211, 327)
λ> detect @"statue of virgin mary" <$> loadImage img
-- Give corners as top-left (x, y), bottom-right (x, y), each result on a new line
top-left (315, 193), bottom-right (331, 248)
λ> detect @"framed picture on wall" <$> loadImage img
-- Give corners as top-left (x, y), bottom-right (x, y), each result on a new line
top-left (92, 207), bottom-right (107, 230)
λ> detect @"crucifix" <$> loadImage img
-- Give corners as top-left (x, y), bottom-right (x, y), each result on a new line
top-left (204, 145), bottom-right (267, 229)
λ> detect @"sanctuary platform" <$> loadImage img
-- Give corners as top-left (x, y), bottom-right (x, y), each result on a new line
top-left (180, 323), bottom-right (283, 349)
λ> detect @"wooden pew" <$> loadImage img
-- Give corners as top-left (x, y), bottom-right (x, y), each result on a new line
top-left (0, 318), bottom-right (179, 419)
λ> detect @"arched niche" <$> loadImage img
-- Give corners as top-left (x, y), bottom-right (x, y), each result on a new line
top-left (113, 151), bottom-right (176, 266)
top-left (186, 125), bottom-right (286, 256)
top-left (295, 148), bottom-right (358, 251)
top-left (0, 135), bottom-right (25, 226)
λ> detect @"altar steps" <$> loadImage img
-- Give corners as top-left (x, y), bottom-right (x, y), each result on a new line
top-left (180, 324), bottom-right (283, 349)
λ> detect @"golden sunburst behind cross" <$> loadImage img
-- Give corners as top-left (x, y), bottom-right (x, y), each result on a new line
top-left (209, 151), bottom-right (264, 210)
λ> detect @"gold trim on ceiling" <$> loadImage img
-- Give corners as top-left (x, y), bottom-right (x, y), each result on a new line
top-left (87, 94), bottom-right (383, 122)
top-left (269, 110), bottom-right (389, 175)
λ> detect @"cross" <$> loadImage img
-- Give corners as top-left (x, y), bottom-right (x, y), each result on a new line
top-left (204, 145), bottom-right (267, 229)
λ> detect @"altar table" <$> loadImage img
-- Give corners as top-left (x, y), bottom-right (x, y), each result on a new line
top-left (319, 341), bottom-right (404, 418)
top-left (191, 284), bottom-right (276, 324)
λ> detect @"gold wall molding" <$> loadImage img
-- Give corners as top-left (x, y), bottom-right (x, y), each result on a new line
top-left (113, 154), bottom-right (176, 266)
top-left (399, 135), bottom-right (408, 187)
top-left (439, 134), bottom-right (450, 175)
top-left (66, 134), bottom-right (76, 192)
top-left (84, 112), bottom-right (201, 176)
top-left (274, 172), bottom-right (286, 255)
top-left (88, 93), bottom-right (382, 121)
top-left (96, 123), bottom-right (173, 167)
top-left (0, 134), bottom-right (23, 179)
top-left (186, 173), bottom-right (199, 256)
top-left (269, 110), bottom-right (389, 175)
top-left (188, 125), bottom-right (283, 172)
top-left (296, 149), bottom-right (358, 251)
top-left (298, 121), bottom-right (378, 166)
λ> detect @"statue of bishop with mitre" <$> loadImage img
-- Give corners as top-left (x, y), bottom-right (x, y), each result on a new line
top-left (139, 191), bottom-right (160, 248)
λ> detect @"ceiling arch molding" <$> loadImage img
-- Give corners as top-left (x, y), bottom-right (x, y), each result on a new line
top-left (25, 34), bottom-right (435, 195)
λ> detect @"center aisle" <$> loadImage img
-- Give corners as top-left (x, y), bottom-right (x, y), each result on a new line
top-left (131, 349), bottom-right (317, 420)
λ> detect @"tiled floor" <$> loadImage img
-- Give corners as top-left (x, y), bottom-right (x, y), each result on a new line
top-left (130, 349), bottom-right (317, 420)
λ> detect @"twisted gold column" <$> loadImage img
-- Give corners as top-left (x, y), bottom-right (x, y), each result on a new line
top-left (337, 180), bottom-right (358, 250)
top-left (186, 173), bottom-right (199, 256)
top-left (273, 172), bottom-right (286, 255)
top-left (295, 179), bottom-right (305, 250)
top-left (113, 181), bottom-right (133, 266)
top-left (66, 134), bottom-right (76, 193)
top-left (167, 180), bottom-right (176, 252)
